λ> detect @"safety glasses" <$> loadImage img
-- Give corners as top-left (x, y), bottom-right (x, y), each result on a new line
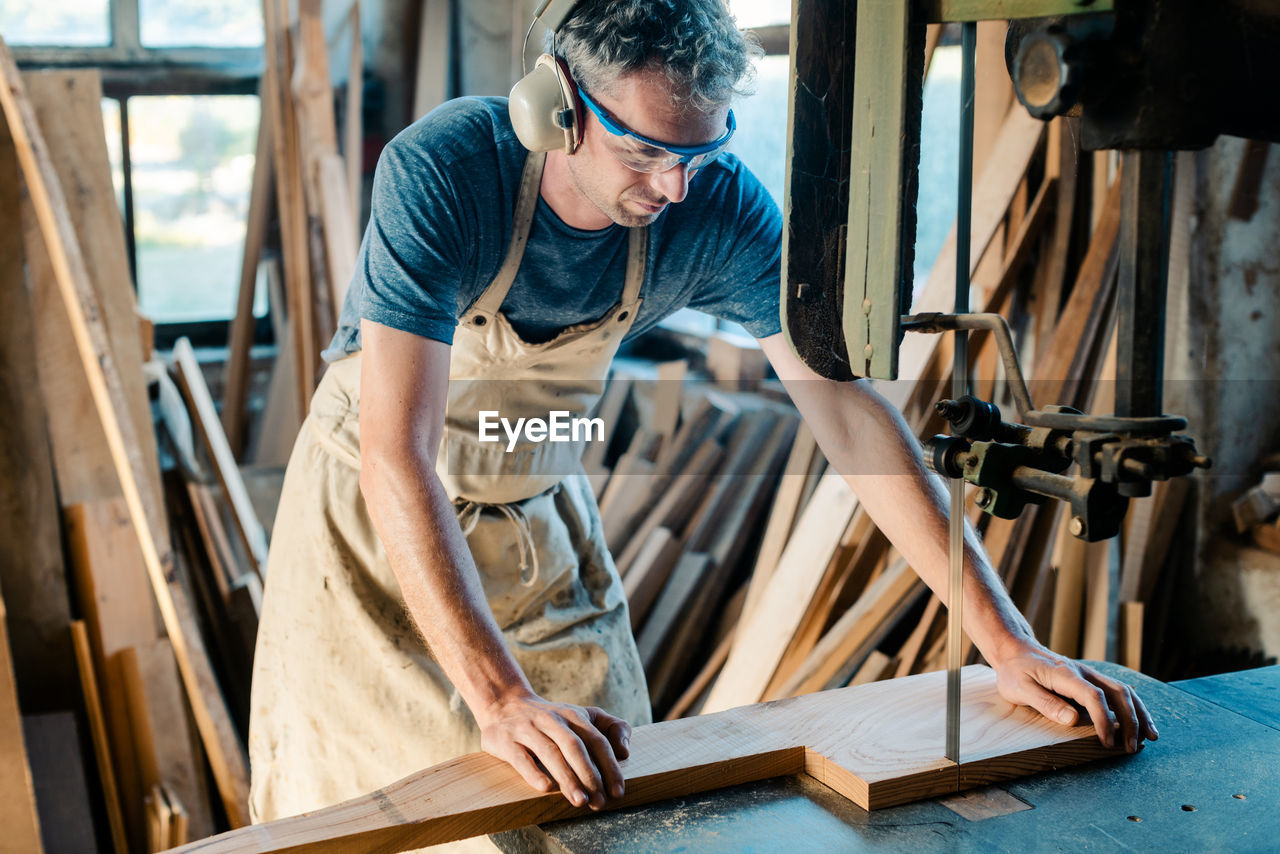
top-left (577, 86), bottom-right (736, 174)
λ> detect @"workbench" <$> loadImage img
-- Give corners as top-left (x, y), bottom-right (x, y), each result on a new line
top-left (495, 663), bottom-right (1280, 853)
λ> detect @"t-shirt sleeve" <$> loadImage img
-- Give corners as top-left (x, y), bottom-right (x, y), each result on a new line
top-left (684, 164), bottom-right (783, 339)
top-left (359, 113), bottom-right (471, 345)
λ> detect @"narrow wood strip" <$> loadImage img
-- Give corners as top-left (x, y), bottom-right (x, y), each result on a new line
top-left (70, 622), bottom-right (129, 854)
top-left (222, 88), bottom-right (274, 459)
top-left (345, 0), bottom-right (363, 228)
top-left (702, 473), bottom-right (860, 713)
top-left (0, 38), bottom-right (250, 826)
top-left (174, 338), bottom-right (270, 579)
top-left (0, 591), bottom-right (44, 853)
top-left (739, 423), bottom-right (820, 626)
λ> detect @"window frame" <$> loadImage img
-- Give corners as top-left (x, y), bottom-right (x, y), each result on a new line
top-left (12, 0), bottom-right (267, 349)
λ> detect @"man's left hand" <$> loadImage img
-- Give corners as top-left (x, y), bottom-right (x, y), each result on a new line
top-left (992, 644), bottom-right (1159, 753)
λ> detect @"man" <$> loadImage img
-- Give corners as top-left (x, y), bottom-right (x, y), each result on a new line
top-left (249, 0), bottom-right (1156, 831)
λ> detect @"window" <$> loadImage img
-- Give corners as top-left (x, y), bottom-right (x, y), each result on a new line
top-left (0, 0), bottom-right (109, 46)
top-left (5, 0), bottom-right (265, 347)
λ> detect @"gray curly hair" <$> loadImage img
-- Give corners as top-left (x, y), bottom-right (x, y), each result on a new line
top-left (552, 0), bottom-right (762, 114)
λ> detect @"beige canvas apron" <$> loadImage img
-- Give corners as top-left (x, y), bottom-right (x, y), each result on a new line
top-left (248, 152), bottom-right (652, 841)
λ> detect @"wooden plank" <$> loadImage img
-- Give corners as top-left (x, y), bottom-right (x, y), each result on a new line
top-left (895, 596), bottom-right (943, 678)
top-left (1047, 523), bottom-right (1087, 658)
top-left (294, 0), bottom-right (356, 322)
top-left (739, 423), bottom-right (820, 626)
top-left (0, 38), bottom-right (251, 827)
top-left (622, 527), bottom-right (681, 632)
top-left (614, 438), bottom-right (724, 579)
top-left (0, 103), bottom-right (77, 713)
top-left (650, 415), bottom-right (795, 711)
top-left (249, 267), bottom-right (304, 467)
top-left (849, 650), bottom-right (897, 687)
top-left (345, 0), bottom-right (363, 226)
top-left (178, 665), bottom-right (1123, 852)
top-left (262, 0), bottom-right (316, 412)
top-left (775, 559), bottom-right (923, 698)
top-left (70, 621), bottom-right (129, 854)
top-left (707, 331), bottom-right (767, 390)
top-left (651, 360), bottom-right (687, 438)
top-left (222, 87), bottom-right (274, 460)
top-left (65, 498), bottom-right (158, 847)
top-left (119, 641), bottom-right (213, 841)
top-left (1120, 602), bottom-right (1143, 672)
top-left (1080, 539), bottom-right (1110, 662)
top-left (702, 473), bottom-right (860, 713)
top-left (22, 70), bottom-right (166, 531)
top-left (889, 105), bottom-right (1045, 404)
top-left (664, 629), bottom-right (733, 721)
top-left (636, 553), bottom-right (713, 676)
top-left (580, 373), bottom-right (631, 477)
top-left (173, 338), bottom-right (270, 579)
top-left (413, 0), bottom-right (452, 118)
top-left (1119, 478), bottom-right (1190, 603)
top-left (165, 783), bottom-right (190, 848)
top-left (0, 591), bottom-right (43, 854)
top-left (972, 22), bottom-right (1015, 177)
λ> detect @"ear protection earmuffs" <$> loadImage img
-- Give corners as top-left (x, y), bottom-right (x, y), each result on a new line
top-left (509, 0), bottom-right (585, 154)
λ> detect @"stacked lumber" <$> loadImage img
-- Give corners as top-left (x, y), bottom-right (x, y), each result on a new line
top-left (588, 360), bottom-right (811, 718)
top-left (620, 106), bottom-right (1192, 724)
top-left (0, 51), bottom-right (269, 849)
top-left (223, 0), bottom-right (368, 464)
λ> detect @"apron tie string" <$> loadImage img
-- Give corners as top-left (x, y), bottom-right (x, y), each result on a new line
top-left (454, 500), bottom-right (541, 588)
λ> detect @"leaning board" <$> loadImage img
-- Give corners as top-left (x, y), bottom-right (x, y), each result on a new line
top-left (174, 666), bottom-right (1122, 852)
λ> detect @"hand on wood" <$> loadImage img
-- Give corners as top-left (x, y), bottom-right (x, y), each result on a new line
top-left (476, 693), bottom-right (631, 810)
top-left (992, 645), bottom-right (1159, 753)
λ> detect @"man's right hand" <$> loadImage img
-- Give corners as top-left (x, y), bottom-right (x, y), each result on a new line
top-left (477, 692), bottom-right (632, 810)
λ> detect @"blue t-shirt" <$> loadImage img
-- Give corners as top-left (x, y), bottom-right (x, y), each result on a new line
top-left (324, 96), bottom-right (782, 360)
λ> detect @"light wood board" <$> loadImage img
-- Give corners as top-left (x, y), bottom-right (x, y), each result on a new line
top-left (177, 665), bottom-right (1122, 852)
top-left (0, 38), bottom-right (251, 826)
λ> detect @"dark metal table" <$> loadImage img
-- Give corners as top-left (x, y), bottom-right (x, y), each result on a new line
top-left (495, 663), bottom-right (1280, 853)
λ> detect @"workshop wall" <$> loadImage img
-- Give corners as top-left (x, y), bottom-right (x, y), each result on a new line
top-left (1167, 139), bottom-right (1280, 667)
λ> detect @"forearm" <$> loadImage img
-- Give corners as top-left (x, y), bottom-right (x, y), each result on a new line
top-left (360, 451), bottom-right (533, 717)
top-left (796, 380), bottom-right (1038, 664)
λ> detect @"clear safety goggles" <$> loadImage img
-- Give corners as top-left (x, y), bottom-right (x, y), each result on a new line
top-left (577, 86), bottom-right (736, 174)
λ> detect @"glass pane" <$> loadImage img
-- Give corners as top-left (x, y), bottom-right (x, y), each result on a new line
top-left (913, 45), bottom-right (962, 301)
top-left (0, 0), bottom-right (108, 46)
top-left (730, 0), bottom-right (789, 30)
top-left (130, 95), bottom-right (261, 323)
top-left (139, 0), bottom-right (263, 48)
top-left (727, 53), bottom-right (788, 209)
top-left (100, 98), bottom-right (125, 215)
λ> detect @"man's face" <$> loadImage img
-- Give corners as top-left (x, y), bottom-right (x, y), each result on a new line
top-left (564, 67), bottom-right (731, 228)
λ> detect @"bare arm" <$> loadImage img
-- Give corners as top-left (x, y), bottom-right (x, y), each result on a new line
top-left (357, 320), bottom-right (630, 807)
top-left (758, 333), bottom-right (1157, 752)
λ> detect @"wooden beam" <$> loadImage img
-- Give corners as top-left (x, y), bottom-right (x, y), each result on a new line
top-left (173, 338), bottom-right (270, 579)
top-left (0, 97), bottom-right (77, 714)
top-left (0, 37), bottom-right (251, 827)
top-left (222, 86), bottom-right (274, 460)
top-left (70, 621), bottom-right (129, 854)
top-left (177, 666), bottom-right (1123, 852)
top-left (702, 473), bottom-right (860, 713)
top-left (262, 0), bottom-right (316, 413)
top-left (0, 590), bottom-right (43, 854)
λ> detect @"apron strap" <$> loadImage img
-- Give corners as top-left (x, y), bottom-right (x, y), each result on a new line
top-left (472, 151), bottom-right (547, 317)
top-left (620, 225), bottom-right (648, 309)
